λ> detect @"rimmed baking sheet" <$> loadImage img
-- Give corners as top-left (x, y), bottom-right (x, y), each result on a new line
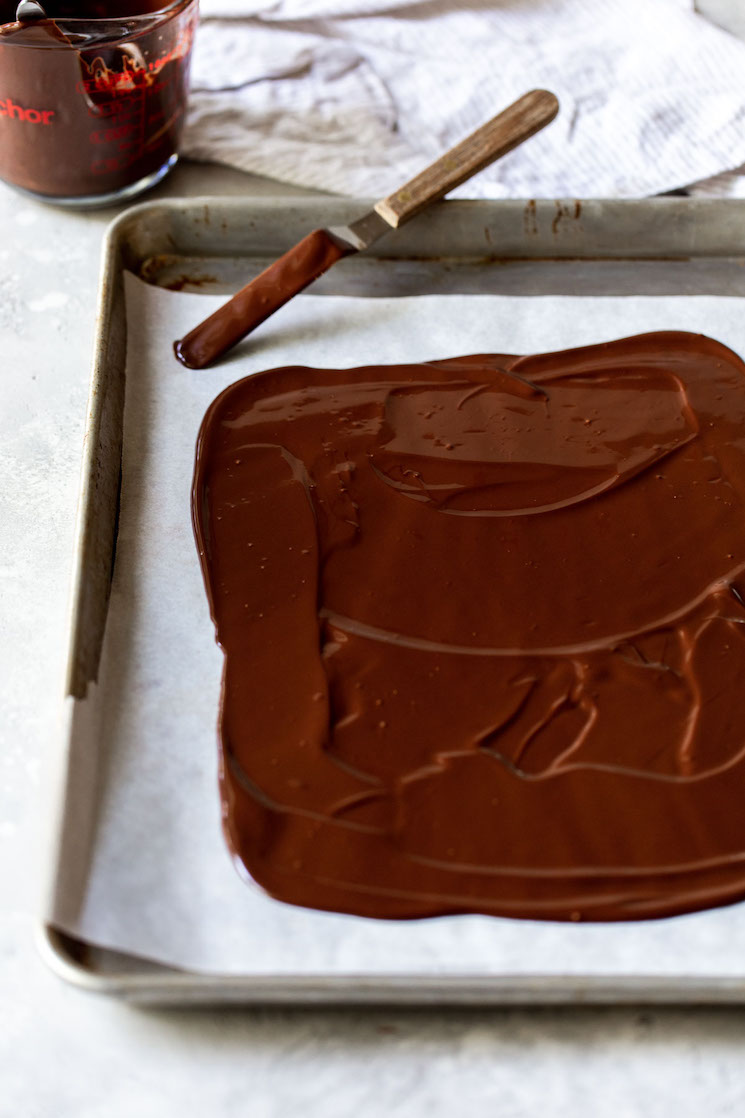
top-left (42, 197), bottom-right (745, 1004)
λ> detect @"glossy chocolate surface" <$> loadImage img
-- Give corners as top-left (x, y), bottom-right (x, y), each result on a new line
top-left (193, 331), bottom-right (745, 922)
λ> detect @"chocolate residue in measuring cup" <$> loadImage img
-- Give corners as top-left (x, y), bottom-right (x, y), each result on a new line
top-left (192, 331), bottom-right (745, 922)
top-left (0, 1), bottom-right (194, 200)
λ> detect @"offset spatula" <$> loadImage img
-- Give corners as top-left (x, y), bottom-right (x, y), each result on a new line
top-left (174, 89), bottom-right (559, 369)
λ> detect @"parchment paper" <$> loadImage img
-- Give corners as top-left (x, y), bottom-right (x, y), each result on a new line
top-left (52, 276), bottom-right (745, 976)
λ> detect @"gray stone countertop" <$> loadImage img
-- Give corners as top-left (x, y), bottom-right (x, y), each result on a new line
top-left (2, 160), bottom-right (745, 1117)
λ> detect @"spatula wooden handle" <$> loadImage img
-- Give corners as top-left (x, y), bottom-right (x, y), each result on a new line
top-left (374, 89), bottom-right (559, 228)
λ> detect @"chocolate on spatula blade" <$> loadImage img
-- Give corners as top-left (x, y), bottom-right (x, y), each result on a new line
top-left (174, 89), bottom-right (559, 369)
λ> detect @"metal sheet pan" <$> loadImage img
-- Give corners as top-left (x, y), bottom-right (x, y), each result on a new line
top-left (42, 196), bottom-right (745, 1005)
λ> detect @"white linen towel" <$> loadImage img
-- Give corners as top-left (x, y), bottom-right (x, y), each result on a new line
top-left (184, 0), bottom-right (745, 199)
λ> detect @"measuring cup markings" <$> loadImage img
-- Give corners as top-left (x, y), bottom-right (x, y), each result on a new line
top-left (0, 0), bottom-right (197, 203)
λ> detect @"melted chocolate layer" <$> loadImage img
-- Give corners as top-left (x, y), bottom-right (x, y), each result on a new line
top-left (193, 331), bottom-right (745, 922)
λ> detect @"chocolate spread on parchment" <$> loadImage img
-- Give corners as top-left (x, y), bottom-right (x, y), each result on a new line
top-left (192, 331), bottom-right (745, 922)
top-left (0, 1), bottom-right (194, 199)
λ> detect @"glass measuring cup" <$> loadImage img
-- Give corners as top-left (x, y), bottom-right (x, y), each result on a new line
top-left (0, 0), bottom-right (198, 206)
